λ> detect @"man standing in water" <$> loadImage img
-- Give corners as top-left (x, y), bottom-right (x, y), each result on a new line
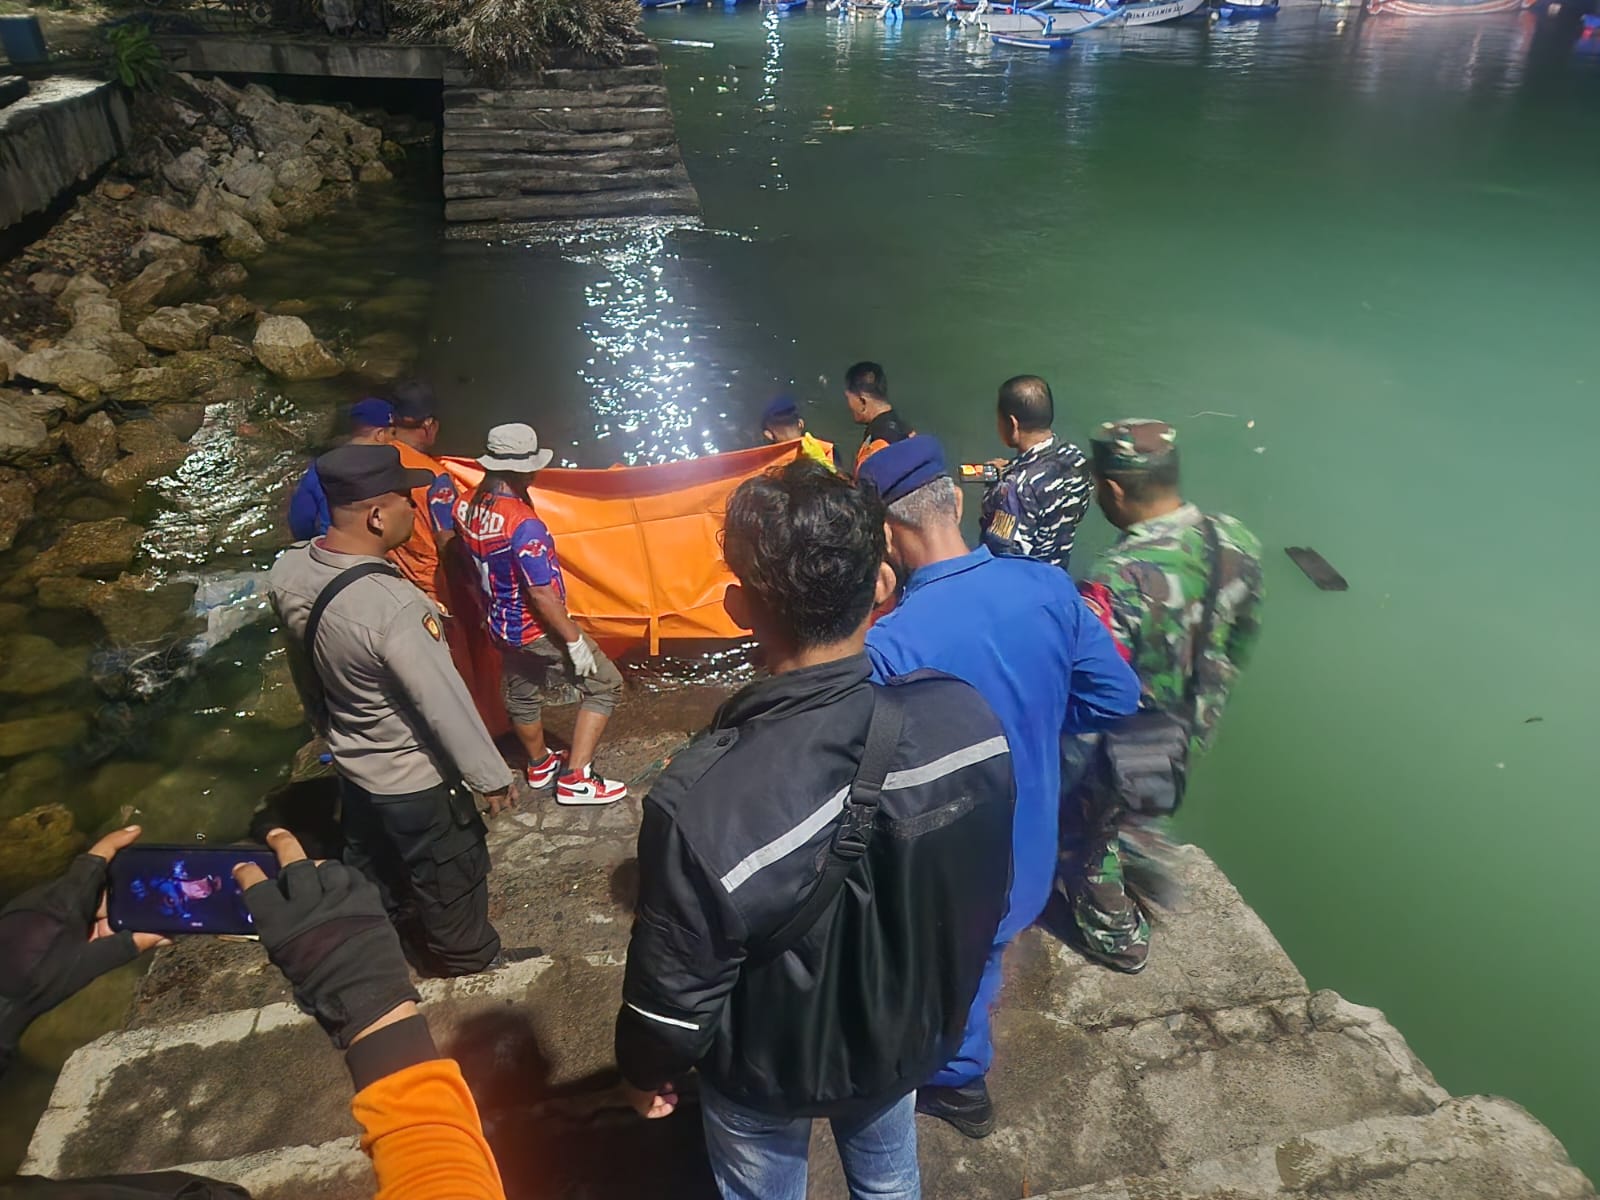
top-left (858, 437), bottom-right (1140, 1138)
top-left (457, 423), bottom-right (629, 806)
top-left (386, 380), bottom-right (461, 611)
top-left (978, 375), bottom-right (1093, 570)
top-left (844, 361), bottom-right (915, 477)
top-left (268, 443), bottom-right (514, 977)
top-left (1062, 419), bottom-right (1264, 973)
top-left (287, 398), bottom-right (395, 541)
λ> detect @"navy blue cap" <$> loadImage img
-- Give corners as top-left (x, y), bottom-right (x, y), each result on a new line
top-left (390, 379), bottom-right (437, 424)
top-left (348, 398), bottom-right (394, 431)
top-left (761, 395), bottom-right (802, 432)
top-left (856, 434), bottom-right (945, 504)
top-left (318, 443), bottom-right (432, 507)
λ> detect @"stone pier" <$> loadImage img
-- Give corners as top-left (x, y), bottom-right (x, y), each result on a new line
top-left (20, 697), bottom-right (1594, 1200)
top-left (442, 44), bottom-right (699, 228)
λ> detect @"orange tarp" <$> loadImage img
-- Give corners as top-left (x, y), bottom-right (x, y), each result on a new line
top-left (441, 441), bottom-right (809, 657)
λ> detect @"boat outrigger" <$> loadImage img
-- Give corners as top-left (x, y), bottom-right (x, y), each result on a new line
top-left (991, 26), bottom-right (1076, 43)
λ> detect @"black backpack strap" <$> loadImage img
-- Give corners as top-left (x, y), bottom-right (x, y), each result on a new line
top-left (303, 561), bottom-right (400, 675)
top-left (750, 686), bottom-right (907, 965)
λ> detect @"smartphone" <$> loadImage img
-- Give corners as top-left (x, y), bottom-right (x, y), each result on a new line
top-left (958, 463), bottom-right (1000, 484)
top-left (106, 845), bottom-right (280, 937)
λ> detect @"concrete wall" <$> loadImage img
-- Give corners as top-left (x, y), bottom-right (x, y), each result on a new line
top-left (441, 43), bottom-right (700, 226)
top-left (159, 35), bottom-right (445, 80)
top-left (0, 78), bottom-right (130, 230)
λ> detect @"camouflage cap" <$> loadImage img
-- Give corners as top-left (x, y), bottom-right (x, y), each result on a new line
top-left (1090, 418), bottom-right (1178, 473)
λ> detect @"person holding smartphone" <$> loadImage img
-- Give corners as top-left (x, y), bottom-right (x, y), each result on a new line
top-left (0, 825), bottom-right (507, 1200)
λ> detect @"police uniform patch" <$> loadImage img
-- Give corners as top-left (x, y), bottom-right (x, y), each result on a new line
top-left (422, 613), bottom-right (442, 641)
top-left (989, 511), bottom-right (1017, 542)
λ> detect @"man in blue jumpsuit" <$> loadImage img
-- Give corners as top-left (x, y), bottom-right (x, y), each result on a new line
top-left (860, 436), bottom-right (1140, 1139)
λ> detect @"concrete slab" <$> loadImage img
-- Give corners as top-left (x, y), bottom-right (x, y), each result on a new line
top-left (1043, 1096), bottom-right (1597, 1200)
top-left (807, 985), bottom-right (1446, 1200)
top-left (1036, 843), bottom-right (1309, 1030)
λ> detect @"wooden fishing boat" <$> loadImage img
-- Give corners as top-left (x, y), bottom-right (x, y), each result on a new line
top-left (967, 0), bottom-right (1201, 31)
top-left (1213, 0), bottom-right (1278, 17)
top-left (991, 26), bottom-right (1076, 42)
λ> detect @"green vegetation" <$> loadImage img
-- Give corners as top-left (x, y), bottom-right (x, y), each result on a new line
top-left (393, 0), bottom-right (641, 73)
top-left (105, 19), bottom-right (165, 89)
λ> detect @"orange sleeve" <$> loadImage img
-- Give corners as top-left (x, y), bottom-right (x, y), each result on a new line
top-left (854, 437), bottom-right (888, 476)
top-left (352, 1058), bottom-right (506, 1200)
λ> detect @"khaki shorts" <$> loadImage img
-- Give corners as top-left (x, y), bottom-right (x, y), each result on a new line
top-left (500, 634), bottom-right (622, 725)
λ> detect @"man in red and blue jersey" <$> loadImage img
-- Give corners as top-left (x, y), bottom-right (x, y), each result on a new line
top-left (457, 423), bottom-right (628, 806)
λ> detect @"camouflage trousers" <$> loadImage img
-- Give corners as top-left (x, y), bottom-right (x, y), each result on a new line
top-left (1055, 742), bottom-right (1151, 973)
top-left (1056, 790), bottom-right (1145, 979)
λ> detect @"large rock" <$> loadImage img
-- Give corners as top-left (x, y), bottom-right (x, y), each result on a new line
top-left (143, 187), bottom-right (225, 244)
top-left (244, 192), bottom-right (287, 240)
top-left (12, 347), bottom-right (122, 401)
top-left (7, 390), bottom-right (73, 427)
top-left (117, 251), bottom-right (203, 312)
top-left (221, 159), bottom-right (275, 201)
top-left (123, 349), bottom-right (243, 406)
top-left (135, 304), bottom-right (222, 353)
top-left (208, 262), bottom-right (249, 293)
top-left (0, 803), bottom-right (83, 897)
top-left (0, 334), bottom-right (22, 383)
top-left (0, 470), bottom-right (35, 551)
top-left (22, 518), bottom-right (145, 581)
top-left (0, 712), bottom-right (86, 759)
top-left (347, 330), bottom-right (416, 383)
top-left (274, 156), bottom-right (324, 197)
top-left (0, 634), bottom-right (88, 696)
top-left (217, 210), bottom-right (267, 262)
top-left (161, 147), bottom-right (215, 195)
top-left (56, 275), bottom-right (109, 311)
top-left (358, 160), bottom-right (394, 185)
top-left (252, 316), bottom-right (342, 381)
top-left (0, 753), bottom-right (67, 822)
top-left (103, 420), bottom-right (191, 492)
top-left (63, 411), bottom-right (118, 479)
top-left (87, 575), bottom-right (199, 645)
top-left (34, 575), bottom-right (98, 611)
top-left (127, 232), bottom-right (185, 268)
top-left (153, 403), bottom-right (207, 442)
top-left (0, 395), bottom-right (51, 465)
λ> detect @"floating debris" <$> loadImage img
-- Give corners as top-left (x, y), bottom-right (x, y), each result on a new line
top-left (1524, 716), bottom-right (1544, 724)
top-left (1285, 547), bottom-right (1348, 591)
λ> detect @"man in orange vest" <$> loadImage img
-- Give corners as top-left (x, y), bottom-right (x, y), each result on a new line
top-left (386, 380), bottom-right (459, 611)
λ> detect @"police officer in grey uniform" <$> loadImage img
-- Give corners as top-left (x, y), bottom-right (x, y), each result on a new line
top-left (268, 443), bottom-right (516, 977)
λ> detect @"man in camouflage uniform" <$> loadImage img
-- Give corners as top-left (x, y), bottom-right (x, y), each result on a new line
top-left (1058, 419), bottom-right (1263, 972)
top-left (979, 375), bottom-right (1094, 570)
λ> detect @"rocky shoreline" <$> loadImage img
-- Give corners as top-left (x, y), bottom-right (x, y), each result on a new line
top-left (0, 72), bottom-right (421, 900)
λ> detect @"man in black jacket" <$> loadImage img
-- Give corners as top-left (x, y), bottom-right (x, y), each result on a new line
top-left (615, 462), bottom-right (1015, 1200)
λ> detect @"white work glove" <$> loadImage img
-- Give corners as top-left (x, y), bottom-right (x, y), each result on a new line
top-left (566, 637), bottom-right (599, 678)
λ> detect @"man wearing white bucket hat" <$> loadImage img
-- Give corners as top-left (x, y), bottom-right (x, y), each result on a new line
top-left (457, 423), bottom-right (628, 806)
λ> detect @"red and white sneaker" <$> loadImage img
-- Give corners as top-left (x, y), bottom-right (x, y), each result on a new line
top-left (555, 766), bottom-right (627, 807)
top-left (525, 751), bottom-right (567, 790)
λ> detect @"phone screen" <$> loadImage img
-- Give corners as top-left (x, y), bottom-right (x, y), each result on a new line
top-left (107, 845), bottom-right (280, 937)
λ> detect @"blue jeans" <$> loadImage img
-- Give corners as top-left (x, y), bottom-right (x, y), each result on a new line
top-left (700, 1084), bottom-right (921, 1200)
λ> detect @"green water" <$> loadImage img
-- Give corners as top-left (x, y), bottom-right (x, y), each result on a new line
top-left (431, 6), bottom-right (1600, 1175)
top-left (4, 4), bottom-right (1598, 1179)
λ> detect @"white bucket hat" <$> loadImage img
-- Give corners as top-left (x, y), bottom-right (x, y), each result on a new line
top-left (478, 422), bottom-right (554, 473)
